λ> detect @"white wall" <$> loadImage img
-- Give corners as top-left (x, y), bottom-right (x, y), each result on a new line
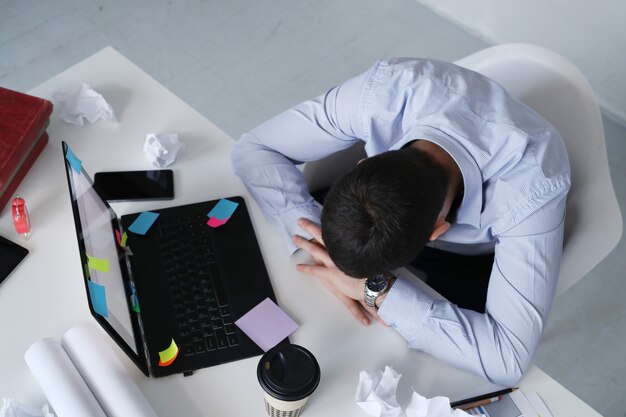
top-left (414, 0), bottom-right (626, 124)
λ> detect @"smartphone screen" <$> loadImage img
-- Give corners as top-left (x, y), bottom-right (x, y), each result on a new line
top-left (94, 170), bottom-right (174, 201)
top-left (0, 235), bottom-right (29, 288)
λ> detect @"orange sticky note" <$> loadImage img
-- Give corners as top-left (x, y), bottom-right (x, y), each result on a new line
top-left (158, 339), bottom-right (179, 367)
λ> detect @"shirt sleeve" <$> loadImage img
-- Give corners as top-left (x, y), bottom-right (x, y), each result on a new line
top-left (232, 70), bottom-right (371, 254)
top-left (378, 195), bottom-right (567, 386)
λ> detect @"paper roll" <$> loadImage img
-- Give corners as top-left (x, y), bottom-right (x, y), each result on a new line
top-left (24, 338), bottom-right (107, 417)
top-left (61, 323), bottom-right (159, 417)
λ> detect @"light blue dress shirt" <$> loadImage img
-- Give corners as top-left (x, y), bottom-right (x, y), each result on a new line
top-left (232, 58), bottom-right (571, 386)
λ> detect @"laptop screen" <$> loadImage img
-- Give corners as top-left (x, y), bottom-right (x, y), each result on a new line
top-left (62, 142), bottom-right (147, 373)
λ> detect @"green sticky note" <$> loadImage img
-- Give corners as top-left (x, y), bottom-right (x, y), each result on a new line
top-left (158, 339), bottom-right (179, 366)
top-left (87, 255), bottom-right (109, 272)
top-left (130, 288), bottom-right (140, 313)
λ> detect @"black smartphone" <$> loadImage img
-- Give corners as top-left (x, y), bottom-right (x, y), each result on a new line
top-left (0, 235), bottom-right (29, 288)
top-left (94, 169), bottom-right (174, 201)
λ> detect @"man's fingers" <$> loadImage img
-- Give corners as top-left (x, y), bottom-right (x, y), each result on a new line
top-left (360, 301), bottom-right (389, 327)
top-left (297, 218), bottom-right (325, 245)
top-left (339, 295), bottom-right (371, 326)
top-left (319, 280), bottom-right (372, 326)
top-left (298, 264), bottom-right (371, 326)
top-left (296, 263), bottom-right (333, 279)
top-left (293, 234), bottom-right (380, 328)
top-left (293, 235), bottom-right (332, 264)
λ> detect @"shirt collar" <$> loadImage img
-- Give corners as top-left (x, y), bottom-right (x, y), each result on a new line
top-left (391, 127), bottom-right (482, 228)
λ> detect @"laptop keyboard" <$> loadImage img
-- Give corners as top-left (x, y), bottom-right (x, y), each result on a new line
top-left (156, 214), bottom-right (240, 356)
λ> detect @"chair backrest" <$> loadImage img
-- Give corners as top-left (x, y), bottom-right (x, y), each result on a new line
top-left (456, 44), bottom-right (622, 294)
top-left (304, 44), bottom-right (622, 295)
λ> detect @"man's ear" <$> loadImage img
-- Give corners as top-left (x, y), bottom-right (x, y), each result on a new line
top-left (429, 219), bottom-right (450, 241)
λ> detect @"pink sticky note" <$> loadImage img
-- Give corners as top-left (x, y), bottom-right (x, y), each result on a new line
top-left (207, 216), bottom-right (230, 228)
top-left (235, 298), bottom-right (299, 351)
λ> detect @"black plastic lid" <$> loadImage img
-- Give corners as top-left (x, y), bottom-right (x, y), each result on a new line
top-left (257, 344), bottom-right (321, 401)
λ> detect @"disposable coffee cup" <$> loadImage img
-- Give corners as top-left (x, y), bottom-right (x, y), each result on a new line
top-left (257, 344), bottom-right (321, 417)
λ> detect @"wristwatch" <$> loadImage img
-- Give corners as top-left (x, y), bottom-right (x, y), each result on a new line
top-left (364, 273), bottom-right (394, 309)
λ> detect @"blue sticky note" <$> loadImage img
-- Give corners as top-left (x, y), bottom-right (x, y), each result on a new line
top-left (207, 199), bottom-right (239, 220)
top-left (87, 280), bottom-right (108, 317)
top-left (128, 211), bottom-right (160, 235)
top-left (65, 146), bottom-right (82, 173)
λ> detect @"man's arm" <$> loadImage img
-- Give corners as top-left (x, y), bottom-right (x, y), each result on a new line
top-left (232, 70), bottom-right (370, 254)
top-left (378, 196), bottom-right (567, 386)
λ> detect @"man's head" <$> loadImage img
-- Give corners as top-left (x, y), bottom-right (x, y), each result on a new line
top-left (321, 147), bottom-right (449, 278)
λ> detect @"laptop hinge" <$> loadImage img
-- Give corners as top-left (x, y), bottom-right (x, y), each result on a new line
top-left (120, 226), bottom-right (154, 377)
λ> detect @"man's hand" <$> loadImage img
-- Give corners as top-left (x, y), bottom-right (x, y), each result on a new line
top-left (293, 218), bottom-right (385, 326)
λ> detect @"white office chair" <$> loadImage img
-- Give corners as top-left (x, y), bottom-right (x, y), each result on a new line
top-left (303, 44), bottom-right (622, 295)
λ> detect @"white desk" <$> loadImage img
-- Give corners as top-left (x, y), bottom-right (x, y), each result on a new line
top-left (0, 47), bottom-right (601, 417)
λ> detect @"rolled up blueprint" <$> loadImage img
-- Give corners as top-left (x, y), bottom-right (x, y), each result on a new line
top-left (61, 324), bottom-right (158, 417)
top-left (24, 323), bottom-right (158, 417)
top-left (24, 338), bottom-right (107, 417)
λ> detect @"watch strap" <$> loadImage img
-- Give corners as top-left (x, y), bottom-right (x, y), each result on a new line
top-left (364, 273), bottom-right (394, 309)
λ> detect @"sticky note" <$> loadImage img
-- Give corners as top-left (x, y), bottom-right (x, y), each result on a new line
top-left (87, 254), bottom-right (109, 272)
top-left (207, 199), bottom-right (239, 221)
top-left (131, 294), bottom-right (140, 313)
top-left (235, 298), bottom-right (299, 352)
top-left (207, 216), bottom-right (229, 228)
top-left (128, 211), bottom-right (160, 235)
top-left (87, 280), bottom-right (108, 317)
top-left (129, 285), bottom-right (140, 313)
top-left (115, 230), bottom-right (128, 247)
top-left (158, 339), bottom-right (179, 367)
top-left (65, 146), bottom-right (82, 173)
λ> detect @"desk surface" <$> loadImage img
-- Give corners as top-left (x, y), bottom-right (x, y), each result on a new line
top-left (0, 47), bottom-right (601, 417)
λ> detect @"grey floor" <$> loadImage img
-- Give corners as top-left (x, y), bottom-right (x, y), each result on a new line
top-left (2, 0), bottom-right (625, 415)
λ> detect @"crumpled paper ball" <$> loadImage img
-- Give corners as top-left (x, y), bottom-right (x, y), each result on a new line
top-left (143, 133), bottom-right (185, 168)
top-left (0, 398), bottom-right (55, 417)
top-left (52, 83), bottom-right (116, 126)
top-left (355, 366), bottom-right (402, 417)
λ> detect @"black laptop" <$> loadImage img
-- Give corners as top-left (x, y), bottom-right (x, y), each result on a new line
top-left (61, 141), bottom-right (282, 377)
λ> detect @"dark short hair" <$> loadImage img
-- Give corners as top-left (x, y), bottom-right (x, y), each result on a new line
top-left (321, 147), bottom-right (448, 278)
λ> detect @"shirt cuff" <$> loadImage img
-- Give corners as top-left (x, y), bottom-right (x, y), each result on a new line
top-left (378, 275), bottom-right (434, 343)
top-left (280, 203), bottom-right (323, 255)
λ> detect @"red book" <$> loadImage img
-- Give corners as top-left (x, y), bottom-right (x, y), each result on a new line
top-left (0, 131), bottom-right (49, 209)
top-left (0, 87), bottom-right (53, 209)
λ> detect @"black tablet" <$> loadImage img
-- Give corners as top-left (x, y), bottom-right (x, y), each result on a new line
top-left (0, 234), bottom-right (29, 288)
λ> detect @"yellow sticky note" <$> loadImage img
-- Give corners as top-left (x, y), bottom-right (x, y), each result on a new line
top-left (87, 255), bottom-right (109, 272)
top-left (158, 339), bottom-right (179, 367)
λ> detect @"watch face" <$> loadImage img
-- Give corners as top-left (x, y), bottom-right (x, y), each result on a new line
top-left (366, 274), bottom-right (388, 292)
